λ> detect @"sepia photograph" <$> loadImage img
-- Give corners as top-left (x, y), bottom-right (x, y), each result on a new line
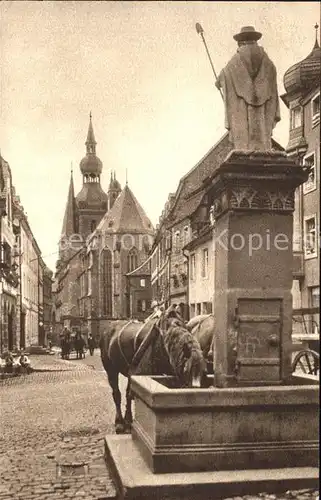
top-left (0, 1), bottom-right (320, 499)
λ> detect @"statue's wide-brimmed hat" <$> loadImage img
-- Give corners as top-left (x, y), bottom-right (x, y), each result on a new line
top-left (233, 26), bottom-right (262, 42)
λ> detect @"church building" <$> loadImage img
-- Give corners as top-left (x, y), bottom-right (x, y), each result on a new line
top-left (53, 115), bottom-right (154, 338)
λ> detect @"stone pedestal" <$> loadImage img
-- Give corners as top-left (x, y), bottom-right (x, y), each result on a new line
top-left (209, 151), bottom-right (308, 387)
top-left (130, 375), bottom-right (319, 473)
top-left (105, 374), bottom-right (319, 499)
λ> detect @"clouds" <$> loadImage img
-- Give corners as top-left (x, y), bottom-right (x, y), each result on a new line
top-left (0, 1), bottom-right (319, 270)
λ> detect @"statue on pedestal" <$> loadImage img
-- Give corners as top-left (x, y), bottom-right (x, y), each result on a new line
top-left (216, 26), bottom-right (280, 151)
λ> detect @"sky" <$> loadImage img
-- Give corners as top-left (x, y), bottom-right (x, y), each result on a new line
top-left (0, 1), bottom-right (319, 271)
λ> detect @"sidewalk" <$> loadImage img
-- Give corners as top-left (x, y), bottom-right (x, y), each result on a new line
top-left (29, 352), bottom-right (92, 372)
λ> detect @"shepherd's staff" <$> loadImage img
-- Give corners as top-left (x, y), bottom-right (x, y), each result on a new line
top-left (195, 22), bottom-right (224, 102)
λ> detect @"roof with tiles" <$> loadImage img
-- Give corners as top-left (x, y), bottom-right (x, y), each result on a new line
top-left (166, 133), bottom-right (284, 227)
top-left (95, 184), bottom-right (154, 235)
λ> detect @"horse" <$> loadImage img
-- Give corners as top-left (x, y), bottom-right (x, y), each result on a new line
top-left (186, 314), bottom-right (215, 372)
top-left (100, 308), bottom-right (207, 434)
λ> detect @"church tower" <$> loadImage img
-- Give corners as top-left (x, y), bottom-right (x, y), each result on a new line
top-left (108, 171), bottom-right (122, 210)
top-left (75, 113), bottom-right (108, 239)
top-left (59, 168), bottom-right (78, 263)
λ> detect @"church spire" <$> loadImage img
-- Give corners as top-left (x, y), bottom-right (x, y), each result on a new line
top-left (85, 112), bottom-right (97, 155)
top-left (60, 168), bottom-right (77, 242)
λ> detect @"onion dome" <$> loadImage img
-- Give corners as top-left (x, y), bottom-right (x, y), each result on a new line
top-left (79, 113), bottom-right (103, 176)
top-left (108, 171), bottom-right (121, 191)
top-left (284, 27), bottom-right (321, 95)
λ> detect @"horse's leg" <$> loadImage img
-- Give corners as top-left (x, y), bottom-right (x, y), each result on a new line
top-left (124, 377), bottom-right (133, 433)
top-left (107, 368), bottom-right (125, 434)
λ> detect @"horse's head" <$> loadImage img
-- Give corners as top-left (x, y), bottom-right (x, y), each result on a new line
top-left (157, 307), bottom-right (207, 388)
top-left (181, 337), bottom-right (207, 388)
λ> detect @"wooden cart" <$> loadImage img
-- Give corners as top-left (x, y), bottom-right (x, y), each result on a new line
top-left (292, 306), bottom-right (319, 376)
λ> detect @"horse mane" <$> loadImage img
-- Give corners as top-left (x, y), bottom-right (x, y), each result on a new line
top-left (163, 324), bottom-right (206, 385)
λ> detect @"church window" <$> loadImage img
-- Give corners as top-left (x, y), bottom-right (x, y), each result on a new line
top-left (303, 152), bottom-right (316, 193)
top-left (127, 249), bottom-right (138, 273)
top-left (102, 249), bottom-right (112, 316)
top-left (311, 92), bottom-right (320, 126)
top-left (290, 106), bottom-right (302, 129)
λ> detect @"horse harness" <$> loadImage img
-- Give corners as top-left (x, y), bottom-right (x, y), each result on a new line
top-left (109, 319), bottom-right (160, 371)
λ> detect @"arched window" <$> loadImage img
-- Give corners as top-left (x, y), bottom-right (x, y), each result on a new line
top-left (127, 248), bottom-right (138, 273)
top-left (90, 220), bottom-right (96, 232)
top-left (102, 249), bottom-right (112, 317)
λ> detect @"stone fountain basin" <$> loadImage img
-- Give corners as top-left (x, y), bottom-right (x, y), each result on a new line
top-left (130, 375), bottom-right (319, 474)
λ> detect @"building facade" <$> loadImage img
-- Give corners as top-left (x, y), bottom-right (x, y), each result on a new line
top-left (42, 266), bottom-right (53, 346)
top-left (0, 156), bottom-right (19, 352)
top-left (126, 258), bottom-right (152, 321)
top-left (281, 32), bottom-right (320, 324)
top-left (150, 194), bottom-right (174, 308)
top-left (13, 199), bottom-right (44, 349)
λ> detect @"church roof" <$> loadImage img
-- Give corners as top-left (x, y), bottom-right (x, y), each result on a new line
top-left (61, 171), bottom-right (77, 237)
top-left (96, 184), bottom-right (154, 235)
top-left (108, 171), bottom-right (122, 192)
top-left (166, 134), bottom-right (284, 228)
top-left (75, 183), bottom-right (108, 207)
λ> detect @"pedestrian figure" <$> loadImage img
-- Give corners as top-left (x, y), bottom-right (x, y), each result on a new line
top-left (88, 334), bottom-right (95, 356)
top-left (18, 352), bottom-right (32, 374)
top-left (75, 332), bottom-right (86, 360)
top-left (144, 299), bottom-right (164, 323)
top-left (4, 352), bottom-right (14, 373)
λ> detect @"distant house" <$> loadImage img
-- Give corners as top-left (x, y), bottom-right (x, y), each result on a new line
top-left (126, 257), bottom-right (152, 321)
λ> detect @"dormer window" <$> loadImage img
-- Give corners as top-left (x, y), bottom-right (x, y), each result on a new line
top-left (311, 92), bottom-right (320, 126)
top-left (290, 106), bottom-right (302, 130)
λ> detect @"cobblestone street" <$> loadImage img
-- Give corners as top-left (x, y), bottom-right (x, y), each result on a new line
top-left (0, 350), bottom-right (121, 500)
top-left (1, 351), bottom-right (319, 500)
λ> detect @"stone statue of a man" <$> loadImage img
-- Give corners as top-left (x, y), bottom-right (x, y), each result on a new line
top-left (216, 26), bottom-right (280, 151)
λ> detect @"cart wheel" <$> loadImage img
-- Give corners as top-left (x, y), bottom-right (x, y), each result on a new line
top-left (292, 349), bottom-right (319, 376)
